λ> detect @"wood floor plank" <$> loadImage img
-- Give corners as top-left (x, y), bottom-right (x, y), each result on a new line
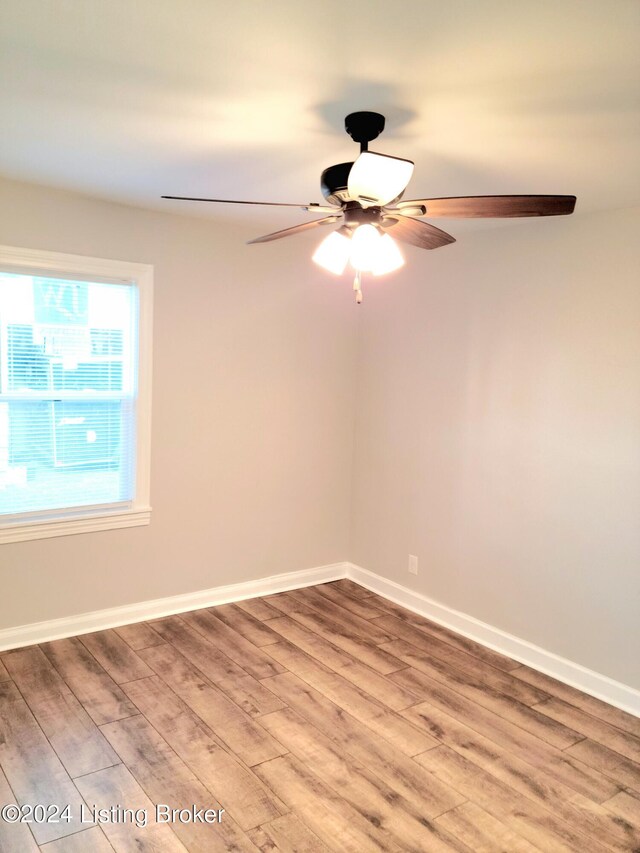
top-left (253, 754), bottom-right (399, 853)
top-left (377, 618), bottom-right (547, 705)
top-left (138, 643), bottom-right (287, 766)
top-left (212, 604), bottom-right (281, 647)
top-left (366, 594), bottom-right (520, 673)
top-left (286, 587), bottom-right (392, 642)
top-left (263, 616), bottom-right (354, 670)
top-left (434, 801), bottom-right (539, 853)
top-left (287, 587), bottom-right (395, 644)
top-left (259, 706), bottom-right (470, 852)
top-left (330, 579), bottom-right (377, 600)
top-left (404, 699), bottom-right (639, 851)
top-left (533, 697), bottom-right (640, 762)
top-left (248, 827), bottom-right (281, 852)
top-left (39, 825), bottom-right (113, 852)
top-left (416, 744), bottom-right (610, 853)
top-left (392, 666), bottom-right (619, 804)
top-left (79, 630), bottom-right (154, 684)
top-left (0, 656), bottom-right (10, 681)
top-left (313, 582), bottom-right (386, 619)
top-left (247, 827), bottom-right (280, 853)
top-left (150, 616), bottom-right (285, 717)
top-left (263, 641), bottom-right (436, 756)
top-left (512, 665), bottom-right (640, 737)
top-left (264, 616), bottom-right (419, 711)
top-left (41, 638), bottom-right (137, 726)
top-left (100, 713), bottom-right (255, 852)
top-left (122, 675), bottom-right (284, 830)
top-left (248, 813), bottom-right (329, 852)
top-left (0, 765), bottom-right (39, 852)
top-left (2, 646), bottom-right (119, 778)
top-left (235, 598), bottom-right (283, 621)
top-left (181, 609), bottom-right (285, 680)
top-left (265, 595), bottom-right (405, 675)
top-left (114, 621), bottom-right (164, 651)
top-left (603, 790), bottom-right (640, 829)
top-left (74, 764), bottom-right (187, 852)
top-left (0, 682), bottom-right (88, 844)
top-left (261, 671), bottom-right (464, 818)
top-left (565, 738), bottom-right (640, 792)
top-left (333, 659), bottom-right (421, 712)
top-left (387, 643), bottom-right (583, 748)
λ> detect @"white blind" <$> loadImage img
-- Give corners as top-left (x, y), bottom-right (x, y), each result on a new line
top-left (0, 271), bottom-right (138, 519)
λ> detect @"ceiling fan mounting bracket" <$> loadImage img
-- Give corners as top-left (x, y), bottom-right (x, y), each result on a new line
top-left (345, 111), bottom-right (386, 151)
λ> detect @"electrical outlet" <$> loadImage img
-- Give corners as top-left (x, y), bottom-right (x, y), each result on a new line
top-left (408, 554), bottom-right (418, 575)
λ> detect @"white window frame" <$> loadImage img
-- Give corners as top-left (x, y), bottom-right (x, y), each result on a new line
top-left (0, 245), bottom-right (152, 544)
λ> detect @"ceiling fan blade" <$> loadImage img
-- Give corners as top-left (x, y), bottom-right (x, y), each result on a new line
top-left (161, 195), bottom-right (336, 211)
top-left (347, 152), bottom-right (414, 208)
top-left (381, 216), bottom-right (456, 250)
top-left (247, 216), bottom-right (340, 244)
top-left (392, 195), bottom-right (576, 218)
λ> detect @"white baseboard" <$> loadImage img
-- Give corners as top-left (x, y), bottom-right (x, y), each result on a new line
top-left (347, 563), bottom-right (640, 718)
top-left (0, 561), bottom-right (348, 652)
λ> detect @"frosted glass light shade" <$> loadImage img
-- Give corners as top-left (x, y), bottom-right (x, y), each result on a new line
top-left (349, 226), bottom-right (405, 275)
top-left (312, 230), bottom-right (351, 275)
top-left (348, 152), bottom-right (414, 208)
top-left (349, 224), bottom-right (381, 271)
top-left (371, 234), bottom-right (404, 275)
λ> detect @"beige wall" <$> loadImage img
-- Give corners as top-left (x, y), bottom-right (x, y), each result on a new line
top-left (351, 207), bottom-right (640, 687)
top-left (0, 177), bottom-right (357, 626)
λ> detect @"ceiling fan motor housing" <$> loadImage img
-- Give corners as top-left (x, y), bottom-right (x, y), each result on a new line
top-left (320, 162), bottom-right (354, 205)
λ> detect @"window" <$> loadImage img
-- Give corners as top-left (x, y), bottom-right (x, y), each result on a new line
top-left (0, 246), bottom-right (152, 543)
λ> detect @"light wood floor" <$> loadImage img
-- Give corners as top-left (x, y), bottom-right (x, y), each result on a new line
top-left (1, 581), bottom-right (639, 852)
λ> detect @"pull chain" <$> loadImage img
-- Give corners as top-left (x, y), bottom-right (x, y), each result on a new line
top-left (353, 269), bottom-right (363, 304)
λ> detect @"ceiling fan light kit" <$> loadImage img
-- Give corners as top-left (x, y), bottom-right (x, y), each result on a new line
top-left (163, 111), bottom-right (576, 304)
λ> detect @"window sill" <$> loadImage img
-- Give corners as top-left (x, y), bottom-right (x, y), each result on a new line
top-left (0, 507), bottom-right (151, 544)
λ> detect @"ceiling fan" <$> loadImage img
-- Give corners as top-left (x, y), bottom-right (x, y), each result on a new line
top-left (163, 111), bottom-right (576, 303)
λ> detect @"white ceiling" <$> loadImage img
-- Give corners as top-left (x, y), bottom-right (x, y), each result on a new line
top-left (1, 0), bottom-right (638, 236)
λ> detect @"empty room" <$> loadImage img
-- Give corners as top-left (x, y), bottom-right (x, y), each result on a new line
top-left (0, 1), bottom-right (639, 851)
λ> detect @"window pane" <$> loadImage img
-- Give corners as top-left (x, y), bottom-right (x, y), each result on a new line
top-left (0, 271), bottom-right (137, 518)
top-left (0, 399), bottom-right (134, 515)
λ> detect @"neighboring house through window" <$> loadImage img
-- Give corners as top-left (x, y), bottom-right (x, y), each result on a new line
top-left (0, 245), bottom-right (152, 543)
